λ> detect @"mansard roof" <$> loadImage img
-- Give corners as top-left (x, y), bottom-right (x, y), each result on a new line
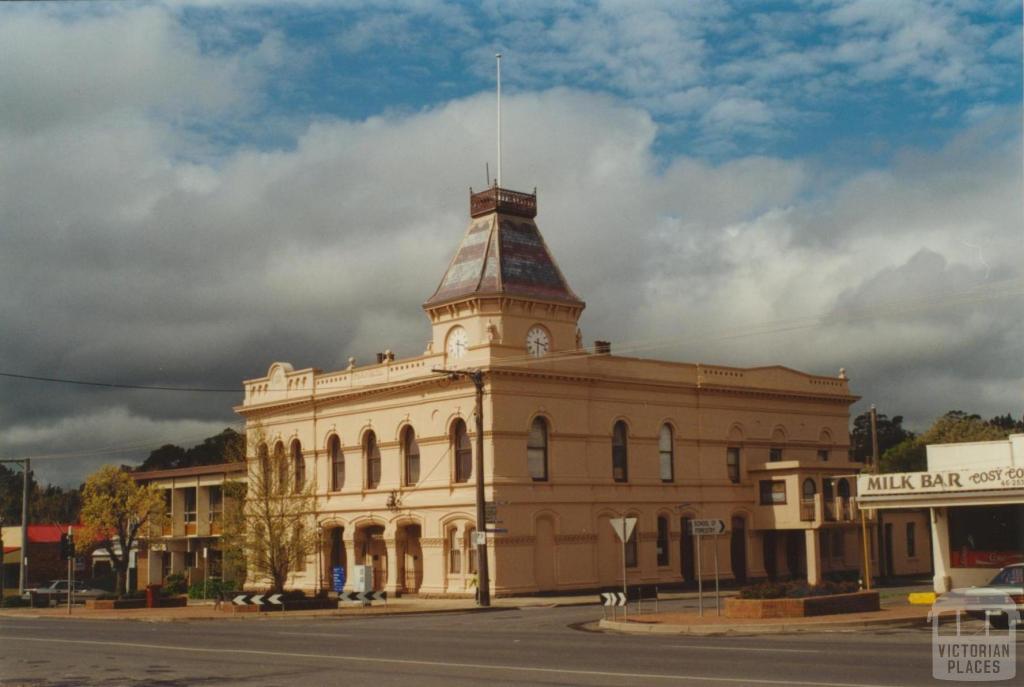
top-left (424, 186), bottom-right (583, 309)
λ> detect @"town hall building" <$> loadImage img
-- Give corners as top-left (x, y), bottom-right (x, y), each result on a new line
top-left (236, 184), bottom-right (923, 597)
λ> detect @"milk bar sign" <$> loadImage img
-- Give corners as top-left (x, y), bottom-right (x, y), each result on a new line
top-left (858, 466), bottom-right (1024, 496)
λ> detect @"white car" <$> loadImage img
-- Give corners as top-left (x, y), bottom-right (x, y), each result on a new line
top-left (939, 563), bottom-right (1024, 629)
top-left (22, 580), bottom-right (106, 604)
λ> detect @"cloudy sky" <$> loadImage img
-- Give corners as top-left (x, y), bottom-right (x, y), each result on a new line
top-left (1, 1), bottom-right (1021, 486)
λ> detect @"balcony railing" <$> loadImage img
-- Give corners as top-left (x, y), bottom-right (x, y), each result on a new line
top-left (470, 185), bottom-right (537, 218)
top-left (800, 498), bottom-right (816, 522)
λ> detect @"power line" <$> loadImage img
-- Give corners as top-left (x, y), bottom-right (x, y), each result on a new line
top-left (0, 371), bottom-right (238, 393)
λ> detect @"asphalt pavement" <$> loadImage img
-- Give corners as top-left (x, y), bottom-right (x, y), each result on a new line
top-left (1, 599), bottom-right (1020, 686)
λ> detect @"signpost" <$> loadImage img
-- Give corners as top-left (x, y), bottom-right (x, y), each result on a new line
top-left (609, 517), bottom-right (637, 621)
top-left (331, 566), bottom-right (346, 593)
top-left (687, 519), bottom-right (726, 617)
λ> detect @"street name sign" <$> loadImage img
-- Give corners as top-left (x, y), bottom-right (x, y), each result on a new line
top-left (687, 519), bottom-right (726, 536)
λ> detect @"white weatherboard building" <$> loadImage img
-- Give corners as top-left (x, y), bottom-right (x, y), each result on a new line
top-left (857, 434), bottom-right (1024, 592)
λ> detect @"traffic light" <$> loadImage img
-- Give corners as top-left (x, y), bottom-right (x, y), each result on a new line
top-left (59, 533), bottom-right (74, 560)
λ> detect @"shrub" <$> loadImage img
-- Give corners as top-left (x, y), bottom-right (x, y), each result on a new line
top-left (2, 596), bottom-right (28, 608)
top-left (188, 579), bottom-right (235, 600)
top-left (739, 580), bottom-right (860, 599)
top-left (163, 573), bottom-right (187, 595)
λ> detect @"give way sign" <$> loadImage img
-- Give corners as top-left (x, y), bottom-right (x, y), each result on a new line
top-left (609, 517), bottom-right (637, 542)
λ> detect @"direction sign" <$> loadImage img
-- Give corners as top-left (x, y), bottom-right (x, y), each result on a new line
top-left (231, 593), bottom-right (283, 606)
top-left (687, 519), bottom-right (726, 536)
top-left (609, 517), bottom-right (637, 542)
top-left (342, 590), bottom-right (387, 603)
top-left (599, 592), bottom-right (626, 607)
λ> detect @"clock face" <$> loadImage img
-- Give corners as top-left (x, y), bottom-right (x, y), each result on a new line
top-left (526, 326), bottom-right (550, 357)
top-left (446, 326), bottom-right (468, 359)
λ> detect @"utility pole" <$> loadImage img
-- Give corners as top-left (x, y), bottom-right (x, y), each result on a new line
top-left (0, 458), bottom-right (31, 595)
top-left (433, 368), bottom-right (491, 607)
top-left (870, 404), bottom-right (885, 583)
top-left (0, 514), bottom-right (5, 602)
top-left (19, 459), bottom-right (29, 595)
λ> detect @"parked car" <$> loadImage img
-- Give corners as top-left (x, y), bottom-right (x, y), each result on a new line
top-left (21, 580), bottom-right (106, 604)
top-left (939, 563), bottom-right (1024, 629)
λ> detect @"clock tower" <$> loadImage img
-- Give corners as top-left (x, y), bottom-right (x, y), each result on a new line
top-left (423, 185), bottom-right (585, 366)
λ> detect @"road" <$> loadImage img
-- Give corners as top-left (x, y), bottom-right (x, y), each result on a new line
top-left (1, 601), bottom-right (1020, 686)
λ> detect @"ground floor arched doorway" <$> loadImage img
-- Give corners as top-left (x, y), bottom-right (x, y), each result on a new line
top-left (730, 516), bottom-right (747, 584)
top-left (400, 524), bottom-right (423, 594)
top-left (357, 524), bottom-right (387, 591)
top-left (680, 517), bottom-right (695, 584)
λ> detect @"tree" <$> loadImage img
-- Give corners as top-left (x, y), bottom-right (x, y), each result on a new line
top-left (221, 428), bottom-right (317, 593)
top-left (922, 410), bottom-right (1010, 444)
top-left (78, 465), bottom-right (167, 596)
top-left (137, 428), bottom-right (244, 472)
top-left (850, 410), bottom-right (913, 463)
top-left (879, 410), bottom-right (1014, 473)
top-left (880, 437), bottom-right (927, 473)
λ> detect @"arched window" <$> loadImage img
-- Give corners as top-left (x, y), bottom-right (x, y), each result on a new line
top-left (291, 440), bottom-right (305, 493)
top-left (527, 417), bottom-right (548, 481)
top-left (403, 426), bottom-right (420, 486)
top-left (328, 435), bottom-right (344, 491)
top-left (453, 420), bottom-right (471, 483)
top-left (447, 527), bottom-right (461, 574)
top-left (365, 431), bottom-right (381, 489)
top-left (802, 478), bottom-right (817, 500)
top-left (837, 478), bottom-right (850, 498)
top-left (466, 527), bottom-right (478, 574)
top-left (256, 443), bottom-right (270, 492)
top-left (656, 516), bottom-right (670, 566)
top-left (659, 424), bottom-right (674, 482)
top-left (273, 442), bottom-right (286, 494)
top-left (612, 421), bottom-right (629, 482)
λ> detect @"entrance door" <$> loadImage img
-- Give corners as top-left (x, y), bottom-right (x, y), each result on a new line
top-left (403, 525), bottom-right (423, 593)
top-left (785, 531), bottom-right (803, 580)
top-left (762, 531), bottom-right (777, 579)
top-left (680, 518), bottom-right (695, 584)
top-left (597, 516), bottom-right (618, 586)
top-left (730, 517), bottom-right (747, 584)
top-left (360, 526), bottom-right (387, 591)
top-left (883, 522), bottom-right (894, 579)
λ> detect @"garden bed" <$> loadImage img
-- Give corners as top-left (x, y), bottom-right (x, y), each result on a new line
top-left (725, 591), bottom-right (879, 619)
top-left (85, 595), bottom-right (188, 610)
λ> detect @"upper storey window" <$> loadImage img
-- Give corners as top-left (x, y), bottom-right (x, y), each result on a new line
top-left (365, 431), bottom-right (381, 489)
top-left (292, 440), bottom-right (305, 493)
top-left (453, 420), bottom-right (472, 483)
top-left (726, 447), bottom-right (741, 483)
top-left (659, 424), bottom-right (674, 482)
top-left (403, 427), bottom-right (420, 486)
top-left (527, 417), bottom-right (548, 481)
top-left (769, 447), bottom-right (783, 462)
top-left (612, 421), bottom-right (629, 483)
top-left (329, 435), bottom-right (344, 491)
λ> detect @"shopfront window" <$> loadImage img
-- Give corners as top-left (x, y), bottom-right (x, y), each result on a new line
top-left (949, 504), bottom-right (1024, 567)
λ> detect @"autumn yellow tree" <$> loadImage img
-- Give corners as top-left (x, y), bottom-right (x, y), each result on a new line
top-left (79, 465), bottom-right (167, 597)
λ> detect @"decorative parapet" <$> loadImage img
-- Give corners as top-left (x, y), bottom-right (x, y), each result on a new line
top-left (470, 185), bottom-right (537, 219)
